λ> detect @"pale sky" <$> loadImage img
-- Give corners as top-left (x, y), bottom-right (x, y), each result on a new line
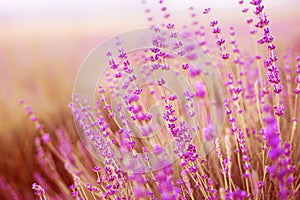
top-left (0, 0), bottom-right (298, 39)
top-left (0, 0), bottom-right (298, 20)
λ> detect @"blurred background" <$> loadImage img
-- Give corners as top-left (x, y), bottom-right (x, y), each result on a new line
top-left (0, 0), bottom-right (299, 198)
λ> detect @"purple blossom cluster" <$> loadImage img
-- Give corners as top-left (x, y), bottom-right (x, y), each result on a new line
top-left (262, 105), bottom-right (295, 199)
top-left (4, 0), bottom-right (298, 200)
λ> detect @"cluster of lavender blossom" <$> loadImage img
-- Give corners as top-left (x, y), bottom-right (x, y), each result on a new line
top-left (5, 0), bottom-right (298, 200)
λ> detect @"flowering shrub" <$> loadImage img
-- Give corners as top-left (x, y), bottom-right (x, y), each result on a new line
top-left (1, 0), bottom-right (299, 200)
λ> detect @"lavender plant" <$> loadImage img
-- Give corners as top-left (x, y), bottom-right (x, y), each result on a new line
top-left (1, 0), bottom-right (299, 200)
